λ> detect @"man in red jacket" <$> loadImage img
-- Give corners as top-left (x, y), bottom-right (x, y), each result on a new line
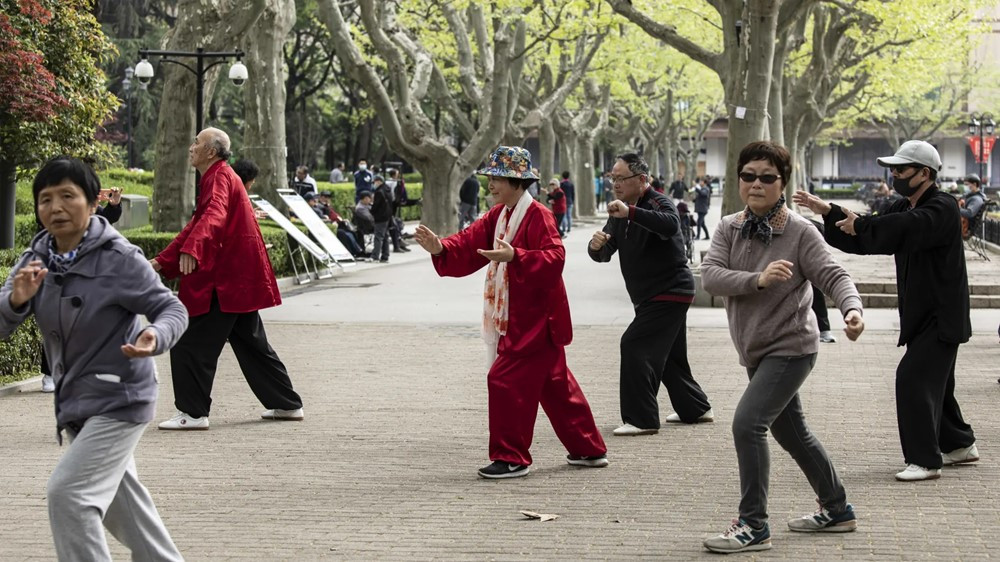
top-left (152, 127), bottom-right (304, 430)
top-left (414, 146), bottom-right (608, 479)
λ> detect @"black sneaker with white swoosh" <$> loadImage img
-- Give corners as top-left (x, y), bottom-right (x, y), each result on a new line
top-left (477, 461), bottom-right (529, 479)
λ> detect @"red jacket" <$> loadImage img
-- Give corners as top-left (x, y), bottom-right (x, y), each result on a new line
top-left (546, 186), bottom-right (567, 214)
top-left (432, 200), bottom-right (572, 356)
top-left (157, 160), bottom-right (281, 317)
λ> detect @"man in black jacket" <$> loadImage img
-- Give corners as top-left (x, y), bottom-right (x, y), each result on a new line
top-left (588, 152), bottom-right (713, 436)
top-left (793, 140), bottom-right (978, 482)
top-left (370, 176), bottom-right (393, 263)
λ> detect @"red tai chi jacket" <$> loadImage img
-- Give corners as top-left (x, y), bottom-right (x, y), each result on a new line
top-left (157, 160), bottom-right (281, 317)
top-left (432, 200), bottom-right (572, 355)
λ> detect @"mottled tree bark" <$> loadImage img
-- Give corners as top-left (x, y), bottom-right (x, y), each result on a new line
top-left (242, 0), bottom-right (296, 208)
top-left (150, 0), bottom-right (266, 231)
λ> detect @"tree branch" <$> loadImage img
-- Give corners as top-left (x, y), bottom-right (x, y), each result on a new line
top-left (605, 0), bottom-right (721, 71)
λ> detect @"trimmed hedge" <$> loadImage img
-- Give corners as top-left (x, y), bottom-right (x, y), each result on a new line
top-left (0, 250), bottom-right (42, 385)
top-left (813, 189), bottom-right (858, 198)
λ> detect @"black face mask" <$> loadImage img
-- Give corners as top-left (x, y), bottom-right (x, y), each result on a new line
top-left (893, 172), bottom-right (921, 197)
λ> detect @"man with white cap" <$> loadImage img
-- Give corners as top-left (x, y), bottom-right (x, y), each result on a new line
top-left (793, 140), bottom-right (978, 482)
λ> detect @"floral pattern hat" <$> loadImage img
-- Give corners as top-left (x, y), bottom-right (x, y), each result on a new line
top-left (476, 145), bottom-right (539, 179)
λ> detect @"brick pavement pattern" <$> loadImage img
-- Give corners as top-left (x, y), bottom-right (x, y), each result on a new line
top-left (2, 323), bottom-right (999, 560)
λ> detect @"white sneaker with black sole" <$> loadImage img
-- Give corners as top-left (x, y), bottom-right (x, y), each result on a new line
top-left (478, 461), bottom-right (529, 479)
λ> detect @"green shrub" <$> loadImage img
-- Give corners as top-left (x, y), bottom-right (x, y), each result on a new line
top-left (0, 260), bottom-right (42, 385)
top-left (117, 224), bottom-right (298, 280)
top-left (14, 215), bottom-right (38, 249)
top-left (15, 168), bottom-right (155, 215)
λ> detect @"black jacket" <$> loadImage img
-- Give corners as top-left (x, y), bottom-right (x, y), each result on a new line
top-left (96, 203), bottom-right (121, 224)
top-left (588, 188), bottom-right (694, 305)
top-left (823, 187), bottom-right (971, 346)
top-left (372, 184), bottom-right (393, 222)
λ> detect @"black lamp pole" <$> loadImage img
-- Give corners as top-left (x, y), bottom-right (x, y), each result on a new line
top-left (969, 112), bottom-right (996, 185)
top-left (137, 47), bottom-right (245, 200)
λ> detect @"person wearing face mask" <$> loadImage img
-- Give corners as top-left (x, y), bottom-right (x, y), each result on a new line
top-left (354, 159), bottom-right (373, 203)
top-left (793, 140), bottom-right (978, 483)
top-left (413, 145), bottom-right (608, 479)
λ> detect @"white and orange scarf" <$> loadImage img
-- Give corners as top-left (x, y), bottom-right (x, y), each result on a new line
top-left (483, 189), bottom-right (533, 367)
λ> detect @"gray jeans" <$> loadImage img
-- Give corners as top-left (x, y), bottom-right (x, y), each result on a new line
top-left (49, 416), bottom-right (182, 562)
top-left (733, 354), bottom-right (847, 528)
top-left (371, 221), bottom-right (391, 261)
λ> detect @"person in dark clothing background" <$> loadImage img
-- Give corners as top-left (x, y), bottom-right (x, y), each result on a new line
top-left (809, 219), bottom-right (836, 343)
top-left (559, 171), bottom-right (575, 234)
top-left (588, 152), bottom-right (713, 436)
top-left (669, 176), bottom-right (687, 203)
top-left (459, 173), bottom-right (480, 230)
top-left (693, 177), bottom-right (712, 240)
top-left (794, 140), bottom-right (978, 482)
top-left (370, 175), bottom-right (394, 263)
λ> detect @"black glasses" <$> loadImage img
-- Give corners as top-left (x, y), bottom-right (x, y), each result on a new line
top-left (738, 172), bottom-right (781, 185)
top-left (610, 173), bottom-right (642, 184)
top-left (890, 164), bottom-right (918, 174)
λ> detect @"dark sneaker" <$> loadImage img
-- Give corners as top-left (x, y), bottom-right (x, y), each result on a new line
top-left (477, 461), bottom-right (529, 479)
top-left (566, 454), bottom-right (609, 468)
top-left (788, 502), bottom-right (857, 533)
top-left (703, 519), bottom-right (771, 553)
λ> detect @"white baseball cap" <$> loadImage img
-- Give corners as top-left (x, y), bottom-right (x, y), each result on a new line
top-left (876, 140), bottom-right (942, 171)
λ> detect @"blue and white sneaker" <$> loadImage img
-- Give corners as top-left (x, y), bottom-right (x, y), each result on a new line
top-left (703, 518), bottom-right (771, 553)
top-left (478, 461), bottom-right (529, 479)
top-left (787, 502), bottom-right (857, 533)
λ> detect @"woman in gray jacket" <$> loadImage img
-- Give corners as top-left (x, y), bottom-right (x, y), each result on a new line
top-left (700, 142), bottom-right (865, 554)
top-left (0, 157), bottom-right (188, 561)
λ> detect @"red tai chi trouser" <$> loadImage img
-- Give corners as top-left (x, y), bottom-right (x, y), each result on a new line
top-left (487, 344), bottom-right (607, 466)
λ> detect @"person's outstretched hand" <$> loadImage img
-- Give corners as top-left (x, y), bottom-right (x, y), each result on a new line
top-left (122, 328), bottom-right (158, 358)
top-left (792, 190), bottom-right (832, 216)
top-left (843, 310), bottom-right (864, 341)
top-left (414, 224), bottom-right (443, 255)
top-left (478, 238), bottom-right (515, 263)
top-left (835, 208), bottom-right (859, 236)
top-left (9, 260), bottom-right (47, 309)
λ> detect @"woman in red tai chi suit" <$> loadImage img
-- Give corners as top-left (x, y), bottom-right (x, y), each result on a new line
top-left (413, 145), bottom-right (608, 479)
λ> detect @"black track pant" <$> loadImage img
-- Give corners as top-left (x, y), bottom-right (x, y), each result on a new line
top-left (619, 300), bottom-right (711, 429)
top-left (896, 325), bottom-right (975, 469)
top-left (169, 294), bottom-right (302, 418)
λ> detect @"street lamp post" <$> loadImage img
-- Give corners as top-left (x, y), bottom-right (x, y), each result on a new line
top-left (968, 112), bottom-right (996, 186)
top-left (122, 67), bottom-right (135, 169)
top-left (134, 47), bottom-right (248, 200)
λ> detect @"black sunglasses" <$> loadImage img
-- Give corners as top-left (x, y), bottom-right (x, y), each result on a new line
top-left (890, 164), bottom-right (920, 174)
top-left (738, 172), bottom-right (781, 185)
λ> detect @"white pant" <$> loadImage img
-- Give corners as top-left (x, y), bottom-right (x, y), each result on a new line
top-left (48, 416), bottom-right (182, 561)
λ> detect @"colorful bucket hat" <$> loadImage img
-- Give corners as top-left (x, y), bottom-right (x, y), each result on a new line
top-left (476, 145), bottom-right (539, 179)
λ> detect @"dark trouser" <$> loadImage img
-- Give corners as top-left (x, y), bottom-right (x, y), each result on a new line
top-left (336, 229), bottom-right (365, 256)
top-left (896, 326), bottom-right (976, 469)
top-left (371, 221), bottom-right (391, 261)
top-left (389, 217), bottom-right (405, 250)
top-left (735, 354), bottom-right (847, 529)
top-left (696, 212), bottom-right (710, 239)
top-left (554, 213), bottom-right (565, 237)
top-left (811, 285), bottom-right (831, 332)
top-left (620, 300), bottom-right (711, 429)
top-left (169, 294), bottom-right (302, 418)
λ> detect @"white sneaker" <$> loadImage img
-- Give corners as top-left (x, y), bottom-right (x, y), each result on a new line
top-left (665, 408), bottom-right (715, 424)
top-left (158, 411), bottom-right (210, 430)
top-left (612, 423), bottom-right (658, 436)
top-left (895, 464), bottom-right (941, 481)
top-left (819, 331), bottom-right (837, 343)
top-left (942, 443), bottom-right (979, 466)
top-left (261, 408), bottom-right (304, 421)
top-left (41, 375), bottom-right (55, 393)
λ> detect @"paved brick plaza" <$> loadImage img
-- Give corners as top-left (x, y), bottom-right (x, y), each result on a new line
top-left (2, 322), bottom-right (999, 560)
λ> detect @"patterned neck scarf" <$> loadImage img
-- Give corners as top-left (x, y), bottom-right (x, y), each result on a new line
top-left (740, 195), bottom-right (786, 246)
top-left (482, 189), bottom-right (533, 368)
top-left (46, 230), bottom-right (88, 274)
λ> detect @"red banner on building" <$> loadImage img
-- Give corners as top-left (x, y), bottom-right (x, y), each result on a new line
top-left (969, 136), bottom-right (997, 163)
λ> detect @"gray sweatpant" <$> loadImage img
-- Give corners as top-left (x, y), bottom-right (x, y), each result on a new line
top-left (733, 354), bottom-right (847, 529)
top-left (48, 416), bottom-right (183, 561)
